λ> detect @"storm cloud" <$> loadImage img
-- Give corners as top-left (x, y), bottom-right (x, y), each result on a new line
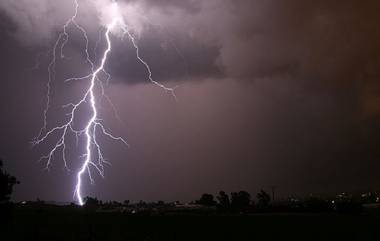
top-left (1, 0), bottom-right (380, 202)
top-left (1, 0), bottom-right (380, 86)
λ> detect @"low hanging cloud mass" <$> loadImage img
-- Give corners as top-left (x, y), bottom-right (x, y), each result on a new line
top-left (1, 0), bottom-right (380, 87)
top-left (1, 0), bottom-right (380, 201)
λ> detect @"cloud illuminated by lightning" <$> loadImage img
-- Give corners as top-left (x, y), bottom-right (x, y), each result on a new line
top-left (33, 0), bottom-right (176, 205)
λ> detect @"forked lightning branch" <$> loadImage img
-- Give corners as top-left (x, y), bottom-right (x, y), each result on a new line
top-left (33, 0), bottom-right (176, 205)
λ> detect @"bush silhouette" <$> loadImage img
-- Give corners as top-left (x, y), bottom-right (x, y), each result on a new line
top-left (196, 193), bottom-right (217, 206)
top-left (231, 191), bottom-right (251, 211)
top-left (257, 189), bottom-right (271, 208)
top-left (0, 159), bottom-right (19, 203)
top-left (217, 191), bottom-right (230, 210)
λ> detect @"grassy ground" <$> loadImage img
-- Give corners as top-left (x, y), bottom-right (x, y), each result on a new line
top-left (2, 206), bottom-right (380, 241)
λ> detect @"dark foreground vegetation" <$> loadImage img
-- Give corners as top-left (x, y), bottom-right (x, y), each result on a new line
top-left (2, 191), bottom-right (380, 241)
top-left (2, 159), bottom-right (380, 240)
top-left (2, 203), bottom-right (380, 241)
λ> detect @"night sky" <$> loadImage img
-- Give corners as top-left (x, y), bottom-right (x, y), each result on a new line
top-left (1, 0), bottom-right (380, 203)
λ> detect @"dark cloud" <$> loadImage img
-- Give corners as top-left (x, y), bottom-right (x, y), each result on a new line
top-left (133, 0), bottom-right (201, 14)
top-left (2, 0), bottom-right (379, 87)
top-left (118, 0), bottom-right (380, 94)
top-left (107, 28), bottom-right (223, 83)
top-left (1, 0), bottom-right (380, 81)
top-left (1, 0), bottom-right (380, 202)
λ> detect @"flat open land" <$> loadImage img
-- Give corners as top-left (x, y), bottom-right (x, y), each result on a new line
top-left (2, 206), bottom-right (380, 241)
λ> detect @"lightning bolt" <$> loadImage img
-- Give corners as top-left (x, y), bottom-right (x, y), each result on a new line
top-left (33, 0), bottom-right (176, 205)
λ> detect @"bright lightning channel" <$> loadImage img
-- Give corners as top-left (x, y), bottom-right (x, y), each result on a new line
top-left (33, 0), bottom-right (176, 205)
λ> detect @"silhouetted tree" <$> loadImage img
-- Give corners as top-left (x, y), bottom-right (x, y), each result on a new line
top-left (0, 159), bottom-right (19, 203)
top-left (231, 191), bottom-right (251, 211)
top-left (84, 196), bottom-right (100, 209)
top-left (217, 191), bottom-right (230, 210)
top-left (123, 200), bottom-right (130, 206)
top-left (196, 193), bottom-right (217, 206)
top-left (257, 189), bottom-right (271, 207)
top-left (112, 201), bottom-right (121, 206)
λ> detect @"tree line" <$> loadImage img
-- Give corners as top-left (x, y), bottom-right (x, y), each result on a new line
top-left (195, 190), bottom-right (271, 212)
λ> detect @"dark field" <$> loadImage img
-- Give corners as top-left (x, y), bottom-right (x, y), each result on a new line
top-left (2, 206), bottom-right (380, 241)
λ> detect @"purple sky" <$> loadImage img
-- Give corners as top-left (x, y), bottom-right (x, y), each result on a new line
top-left (1, 0), bottom-right (380, 202)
